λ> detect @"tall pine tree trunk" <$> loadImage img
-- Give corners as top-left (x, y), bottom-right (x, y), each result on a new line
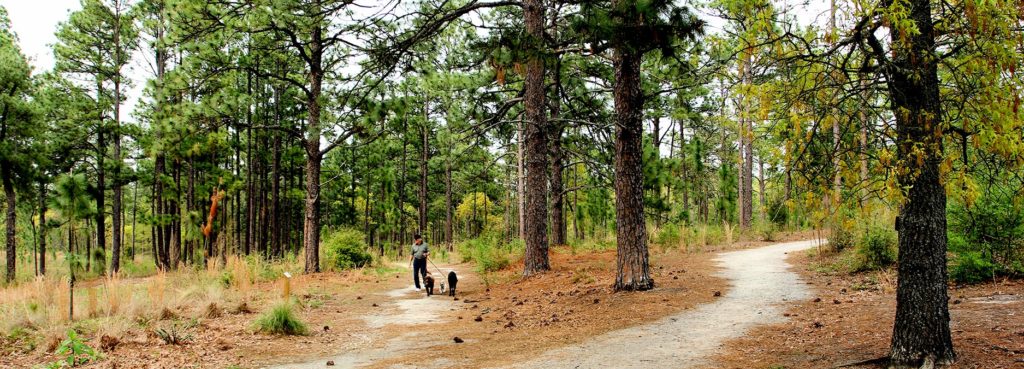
top-left (169, 159), bottom-right (181, 269)
top-left (419, 119), bottom-right (429, 234)
top-left (95, 115), bottom-right (107, 275)
top-left (612, 0), bottom-right (653, 291)
top-left (3, 162), bottom-right (15, 283)
top-left (445, 162), bottom-right (453, 248)
top-left (302, 31), bottom-right (325, 272)
top-left (549, 58), bottom-right (566, 247)
top-left (38, 180), bottom-right (47, 275)
top-left (887, 0), bottom-right (955, 365)
top-left (112, 82), bottom-right (123, 275)
top-left (517, 118), bottom-right (525, 240)
top-left (522, 0), bottom-right (550, 276)
top-left (739, 51), bottom-right (753, 229)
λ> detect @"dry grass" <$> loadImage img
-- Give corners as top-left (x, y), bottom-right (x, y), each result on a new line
top-left (0, 254), bottom-right (312, 360)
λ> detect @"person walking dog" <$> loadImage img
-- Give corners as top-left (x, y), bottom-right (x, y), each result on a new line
top-left (410, 233), bottom-right (429, 291)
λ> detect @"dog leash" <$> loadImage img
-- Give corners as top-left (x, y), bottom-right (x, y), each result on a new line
top-left (428, 257), bottom-right (446, 277)
top-left (427, 257), bottom-right (449, 293)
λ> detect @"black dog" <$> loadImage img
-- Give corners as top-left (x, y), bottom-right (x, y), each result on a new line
top-left (447, 271), bottom-right (458, 297)
top-left (423, 274), bottom-right (435, 296)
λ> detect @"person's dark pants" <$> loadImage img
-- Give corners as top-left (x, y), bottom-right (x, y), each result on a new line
top-left (413, 257), bottom-right (427, 288)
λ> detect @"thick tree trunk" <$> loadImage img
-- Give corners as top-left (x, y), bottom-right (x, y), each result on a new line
top-left (302, 33), bottom-right (325, 272)
top-left (887, 0), bottom-right (955, 365)
top-left (521, 0), bottom-right (550, 276)
top-left (303, 141), bottom-right (322, 273)
top-left (3, 163), bottom-right (15, 283)
top-left (611, 1), bottom-right (653, 291)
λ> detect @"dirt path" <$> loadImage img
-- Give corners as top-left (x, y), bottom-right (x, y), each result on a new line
top-left (267, 265), bottom-right (464, 369)
top-left (508, 239), bottom-right (822, 369)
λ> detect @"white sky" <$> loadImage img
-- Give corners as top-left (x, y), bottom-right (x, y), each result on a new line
top-left (1, 0), bottom-right (146, 122)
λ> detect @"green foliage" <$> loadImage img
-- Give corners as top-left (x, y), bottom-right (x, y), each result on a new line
top-left (854, 226), bottom-right (897, 272)
top-left (154, 324), bottom-right (193, 345)
top-left (321, 228), bottom-right (372, 271)
top-left (948, 187), bottom-right (1024, 282)
top-left (254, 301), bottom-right (308, 336)
top-left (52, 330), bottom-right (98, 367)
top-left (457, 236), bottom-right (515, 273)
top-left (754, 221), bottom-right (777, 242)
top-left (829, 225), bottom-right (856, 252)
top-left (653, 225), bottom-right (681, 249)
top-left (950, 252), bottom-right (997, 284)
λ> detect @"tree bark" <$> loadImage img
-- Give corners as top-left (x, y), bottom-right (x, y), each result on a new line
top-left (112, 78), bottom-right (123, 275)
top-left (3, 162), bottom-right (15, 283)
top-left (38, 180), bottom-right (47, 275)
top-left (302, 26), bottom-right (325, 272)
top-left (517, 118), bottom-right (525, 240)
top-left (739, 50), bottom-right (753, 229)
top-left (419, 118), bottom-right (429, 234)
top-left (169, 159), bottom-right (181, 269)
top-left (272, 130), bottom-right (282, 258)
top-left (521, 0), bottom-right (550, 276)
top-left (445, 162), bottom-right (453, 247)
top-left (611, 0), bottom-right (653, 291)
top-left (549, 59), bottom-right (567, 247)
top-left (886, 0), bottom-right (955, 365)
top-left (758, 155), bottom-right (765, 221)
top-left (94, 114), bottom-right (107, 275)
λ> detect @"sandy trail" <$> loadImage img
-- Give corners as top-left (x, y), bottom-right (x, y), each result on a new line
top-left (266, 266), bottom-right (461, 369)
top-left (265, 240), bottom-right (820, 369)
top-left (508, 239), bottom-right (822, 369)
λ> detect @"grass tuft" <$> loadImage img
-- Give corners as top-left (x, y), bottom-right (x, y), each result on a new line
top-left (253, 301), bottom-right (308, 335)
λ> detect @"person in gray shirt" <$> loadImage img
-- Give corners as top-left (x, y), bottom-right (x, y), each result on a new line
top-left (409, 233), bottom-right (429, 290)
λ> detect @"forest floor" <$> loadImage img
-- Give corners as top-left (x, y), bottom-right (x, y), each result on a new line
top-left (250, 231), bottom-right (818, 369)
top-left (714, 249), bottom-right (1024, 369)
top-left (9, 231), bottom-right (1019, 368)
top-left (2, 231), bottom-right (808, 368)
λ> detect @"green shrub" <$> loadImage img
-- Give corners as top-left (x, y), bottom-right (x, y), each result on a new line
top-left (754, 221), bottom-right (777, 242)
top-left (854, 226), bottom-right (897, 271)
top-left (322, 228), bottom-right (372, 271)
top-left (254, 302), bottom-right (308, 335)
top-left (654, 225), bottom-right (681, 248)
top-left (767, 198), bottom-right (789, 227)
top-left (950, 252), bottom-right (997, 284)
top-left (948, 189), bottom-right (1024, 279)
top-left (457, 237), bottom-right (513, 273)
top-left (830, 226), bottom-right (856, 252)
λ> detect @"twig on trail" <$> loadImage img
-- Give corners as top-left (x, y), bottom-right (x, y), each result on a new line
top-left (832, 356), bottom-right (889, 368)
